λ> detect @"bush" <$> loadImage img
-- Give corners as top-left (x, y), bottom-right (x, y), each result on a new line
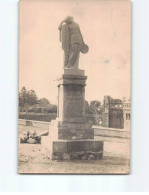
top-left (19, 112), bottom-right (99, 125)
top-left (19, 112), bottom-right (57, 122)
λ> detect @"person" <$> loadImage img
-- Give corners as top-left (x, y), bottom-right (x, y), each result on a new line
top-left (58, 16), bottom-right (86, 69)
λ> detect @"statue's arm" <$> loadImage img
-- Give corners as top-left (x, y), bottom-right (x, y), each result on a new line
top-left (58, 20), bottom-right (66, 42)
top-left (58, 20), bottom-right (65, 30)
top-left (61, 24), bottom-right (70, 52)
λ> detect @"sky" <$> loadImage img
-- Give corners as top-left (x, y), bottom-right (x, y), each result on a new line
top-left (19, 0), bottom-right (131, 104)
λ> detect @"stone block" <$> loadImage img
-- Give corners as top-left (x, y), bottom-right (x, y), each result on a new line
top-left (49, 120), bottom-right (94, 140)
top-left (61, 68), bottom-right (85, 76)
top-left (27, 138), bottom-right (37, 144)
top-left (41, 138), bottom-right (103, 160)
top-left (58, 128), bottom-right (94, 140)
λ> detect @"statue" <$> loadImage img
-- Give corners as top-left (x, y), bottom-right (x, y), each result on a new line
top-left (58, 16), bottom-right (89, 69)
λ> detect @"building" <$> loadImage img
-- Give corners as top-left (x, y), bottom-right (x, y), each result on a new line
top-left (102, 96), bottom-right (130, 129)
top-left (122, 99), bottom-right (131, 130)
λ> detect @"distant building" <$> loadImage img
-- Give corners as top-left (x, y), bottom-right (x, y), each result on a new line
top-left (122, 99), bottom-right (131, 130)
top-left (102, 96), bottom-right (130, 129)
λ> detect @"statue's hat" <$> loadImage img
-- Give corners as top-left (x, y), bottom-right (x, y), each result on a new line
top-left (80, 44), bottom-right (89, 54)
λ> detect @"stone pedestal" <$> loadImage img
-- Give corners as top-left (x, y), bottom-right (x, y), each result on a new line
top-left (41, 68), bottom-right (103, 160)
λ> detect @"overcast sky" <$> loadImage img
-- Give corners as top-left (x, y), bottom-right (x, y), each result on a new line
top-left (19, 0), bottom-right (131, 104)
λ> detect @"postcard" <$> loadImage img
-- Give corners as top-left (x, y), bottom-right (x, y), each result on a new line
top-left (19, 0), bottom-right (131, 174)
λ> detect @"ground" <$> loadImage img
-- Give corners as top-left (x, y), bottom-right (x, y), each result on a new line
top-left (18, 122), bottom-right (130, 174)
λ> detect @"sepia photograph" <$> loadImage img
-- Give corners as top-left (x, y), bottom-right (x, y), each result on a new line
top-left (18, 0), bottom-right (131, 174)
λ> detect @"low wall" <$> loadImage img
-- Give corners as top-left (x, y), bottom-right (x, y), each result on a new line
top-left (93, 126), bottom-right (130, 139)
top-left (18, 119), bottom-right (49, 129)
top-left (19, 119), bottom-right (130, 139)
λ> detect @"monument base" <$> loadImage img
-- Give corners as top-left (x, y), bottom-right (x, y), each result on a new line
top-left (48, 119), bottom-right (94, 140)
top-left (41, 68), bottom-right (104, 160)
top-left (41, 119), bottom-right (104, 160)
top-left (41, 137), bottom-right (103, 160)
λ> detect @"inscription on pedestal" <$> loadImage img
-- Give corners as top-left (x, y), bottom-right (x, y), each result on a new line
top-left (64, 84), bottom-right (85, 119)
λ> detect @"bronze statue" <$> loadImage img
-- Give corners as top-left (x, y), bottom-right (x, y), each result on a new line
top-left (58, 16), bottom-right (89, 69)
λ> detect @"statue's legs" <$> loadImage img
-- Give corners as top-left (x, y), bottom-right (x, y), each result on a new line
top-left (64, 51), bottom-right (69, 68)
top-left (67, 43), bottom-right (80, 68)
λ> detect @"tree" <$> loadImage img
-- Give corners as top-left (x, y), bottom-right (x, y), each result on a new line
top-left (38, 98), bottom-right (57, 113)
top-left (38, 98), bottom-right (50, 107)
top-left (89, 100), bottom-right (101, 113)
top-left (89, 100), bottom-right (101, 125)
top-left (111, 98), bottom-right (122, 104)
top-left (37, 98), bottom-right (51, 113)
top-left (84, 100), bottom-right (90, 114)
top-left (47, 104), bottom-right (57, 113)
top-left (19, 87), bottom-right (38, 119)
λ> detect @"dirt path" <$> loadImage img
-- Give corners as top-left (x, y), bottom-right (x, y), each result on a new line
top-left (18, 123), bottom-right (130, 174)
top-left (18, 144), bottom-right (129, 174)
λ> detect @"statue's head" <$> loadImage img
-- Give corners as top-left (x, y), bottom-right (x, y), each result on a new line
top-left (65, 16), bottom-right (73, 24)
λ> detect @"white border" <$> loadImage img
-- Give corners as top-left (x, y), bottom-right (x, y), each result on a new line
top-left (0, 0), bottom-right (149, 192)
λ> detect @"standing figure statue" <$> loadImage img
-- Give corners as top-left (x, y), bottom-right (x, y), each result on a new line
top-left (58, 16), bottom-right (89, 69)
